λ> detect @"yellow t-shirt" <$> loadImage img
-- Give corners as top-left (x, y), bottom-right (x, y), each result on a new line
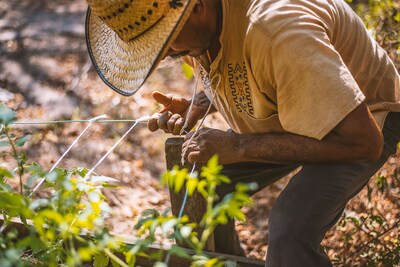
top-left (188, 0), bottom-right (400, 140)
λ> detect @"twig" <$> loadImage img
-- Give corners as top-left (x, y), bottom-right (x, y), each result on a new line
top-left (350, 218), bottom-right (400, 257)
top-left (104, 248), bottom-right (129, 267)
top-left (5, 127), bottom-right (24, 194)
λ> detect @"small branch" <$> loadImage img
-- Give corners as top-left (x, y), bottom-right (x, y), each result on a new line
top-left (5, 128), bottom-right (24, 194)
top-left (350, 218), bottom-right (400, 257)
top-left (104, 248), bottom-right (129, 267)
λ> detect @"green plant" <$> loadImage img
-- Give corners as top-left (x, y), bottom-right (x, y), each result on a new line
top-left (0, 103), bottom-right (255, 266)
top-left (0, 105), bottom-right (124, 267)
top-left (132, 156), bottom-right (257, 266)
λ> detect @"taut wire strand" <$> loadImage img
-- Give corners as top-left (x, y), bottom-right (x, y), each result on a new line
top-left (29, 115), bottom-right (108, 196)
top-left (165, 72), bottom-right (219, 265)
top-left (178, 163), bottom-right (197, 219)
top-left (180, 74), bottom-right (219, 165)
top-left (83, 115), bottom-right (150, 180)
top-left (11, 119), bottom-right (149, 125)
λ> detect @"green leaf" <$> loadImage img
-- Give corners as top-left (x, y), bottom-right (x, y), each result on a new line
top-left (91, 175), bottom-right (119, 185)
top-left (0, 181), bottom-right (13, 192)
top-left (94, 253), bottom-right (109, 267)
top-left (394, 11), bottom-right (400, 22)
top-left (15, 135), bottom-right (31, 147)
top-left (376, 174), bottom-right (387, 192)
top-left (181, 62), bottom-right (194, 80)
top-left (0, 140), bottom-right (10, 147)
top-left (0, 167), bottom-right (13, 178)
top-left (110, 258), bottom-right (120, 267)
top-left (371, 215), bottom-right (384, 225)
top-left (169, 245), bottom-right (191, 259)
top-left (154, 261), bottom-right (168, 267)
top-left (205, 257), bottom-right (222, 267)
top-left (174, 170), bottom-right (187, 193)
top-left (0, 192), bottom-right (30, 216)
top-left (46, 170), bottom-right (59, 183)
top-left (29, 198), bottom-right (50, 211)
top-left (0, 104), bottom-right (16, 126)
top-left (16, 234), bottom-right (46, 252)
top-left (75, 167), bottom-right (90, 177)
top-left (161, 218), bottom-right (178, 234)
top-left (135, 209), bottom-right (160, 230)
top-left (201, 155), bottom-right (223, 181)
top-left (346, 216), bottom-right (360, 227)
top-left (161, 171), bottom-right (172, 187)
top-left (187, 177), bottom-right (198, 196)
top-left (217, 174), bottom-right (231, 185)
top-left (128, 239), bottom-right (152, 255)
top-left (227, 207), bottom-right (246, 221)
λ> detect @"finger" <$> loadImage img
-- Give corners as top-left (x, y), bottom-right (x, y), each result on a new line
top-left (182, 141), bottom-right (197, 161)
top-left (167, 114), bottom-right (182, 133)
top-left (188, 151), bottom-right (205, 164)
top-left (152, 91), bottom-right (173, 109)
top-left (158, 111), bottom-right (172, 132)
top-left (172, 117), bottom-right (185, 135)
top-left (184, 131), bottom-right (195, 141)
top-left (182, 138), bottom-right (195, 150)
top-left (148, 114), bottom-right (161, 132)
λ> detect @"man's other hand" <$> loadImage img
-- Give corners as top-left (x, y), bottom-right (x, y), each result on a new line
top-left (148, 91), bottom-right (193, 135)
top-left (183, 128), bottom-right (240, 164)
top-left (148, 91), bottom-right (213, 135)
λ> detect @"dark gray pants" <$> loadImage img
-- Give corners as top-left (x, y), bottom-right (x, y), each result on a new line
top-left (216, 112), bottom-right (400, 267)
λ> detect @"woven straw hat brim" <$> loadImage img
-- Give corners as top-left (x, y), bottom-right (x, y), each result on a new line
top-left (86, 1), bottom-right (196, 96)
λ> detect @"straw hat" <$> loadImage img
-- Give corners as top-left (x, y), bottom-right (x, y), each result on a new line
top-left (86, 0), bottom-right (197, 96)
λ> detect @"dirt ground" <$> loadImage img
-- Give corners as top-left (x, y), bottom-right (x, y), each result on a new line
top-left (1, 0), bottom-right (399, 264)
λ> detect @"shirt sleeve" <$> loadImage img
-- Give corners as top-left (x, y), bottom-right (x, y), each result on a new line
top-left (269, 18), bottom-right (365, 140)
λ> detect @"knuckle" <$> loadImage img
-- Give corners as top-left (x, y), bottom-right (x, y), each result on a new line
top-left (148, 121), bottom-right (158, 132)
top-left (167, 120), bottom-right (174, 129)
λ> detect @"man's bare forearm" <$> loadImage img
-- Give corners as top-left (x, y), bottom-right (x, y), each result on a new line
top-left (235, 132), bottom-right (370, 164)
top-left (184, 102), bottom-right (383, 165)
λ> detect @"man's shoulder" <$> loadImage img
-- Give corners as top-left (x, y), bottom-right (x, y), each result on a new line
top-left (244, 0), bottom-right (338, 33)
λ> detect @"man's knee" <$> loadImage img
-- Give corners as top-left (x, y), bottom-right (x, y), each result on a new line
top-left (267, 203), bottom-right (332, 267)
top-left (268, 207), bottom-right (309, 249)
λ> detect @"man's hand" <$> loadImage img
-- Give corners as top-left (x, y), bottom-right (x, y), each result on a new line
top-left (182, 102), bottom-right (383, 165)
top-left (183, 128), bottom-right (240, 164)
top-left (148, 91), bottom-right (193, 135)
top-left (148, 91), bottom-right (214, 135)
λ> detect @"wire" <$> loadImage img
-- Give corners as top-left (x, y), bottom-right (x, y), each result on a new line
top-left (178, 163), bottom-right (197, 219)
top-left (11, 119), bottom-right (149, 125)
top-left (83, 115), bottom-right (150, 180)
top-left (28, 114), bottom-right (151, 196)
top-left (29, 115), bottom-right (108, 196)
top-left (164, 69), bottom-right (220, 266)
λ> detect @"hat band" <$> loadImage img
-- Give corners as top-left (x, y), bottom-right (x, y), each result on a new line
top-left (129, 15), bottom-right (165, 41)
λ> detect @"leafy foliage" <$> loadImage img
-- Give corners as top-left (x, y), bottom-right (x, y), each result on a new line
top-left (347, 0), bottom-right (400, 68)
top-left (322, 1), bottom-right (400, 266)
top-left (134, 155), bottom-right (256, 266)
top-left (0, 104), bottom-right (254, 266)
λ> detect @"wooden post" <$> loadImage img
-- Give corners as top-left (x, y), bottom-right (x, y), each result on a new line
top-left (165, 137), bottom-right (215, 252)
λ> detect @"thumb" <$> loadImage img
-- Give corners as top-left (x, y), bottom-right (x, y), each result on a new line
top-left (152, 91), bottom-right (173, 110)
